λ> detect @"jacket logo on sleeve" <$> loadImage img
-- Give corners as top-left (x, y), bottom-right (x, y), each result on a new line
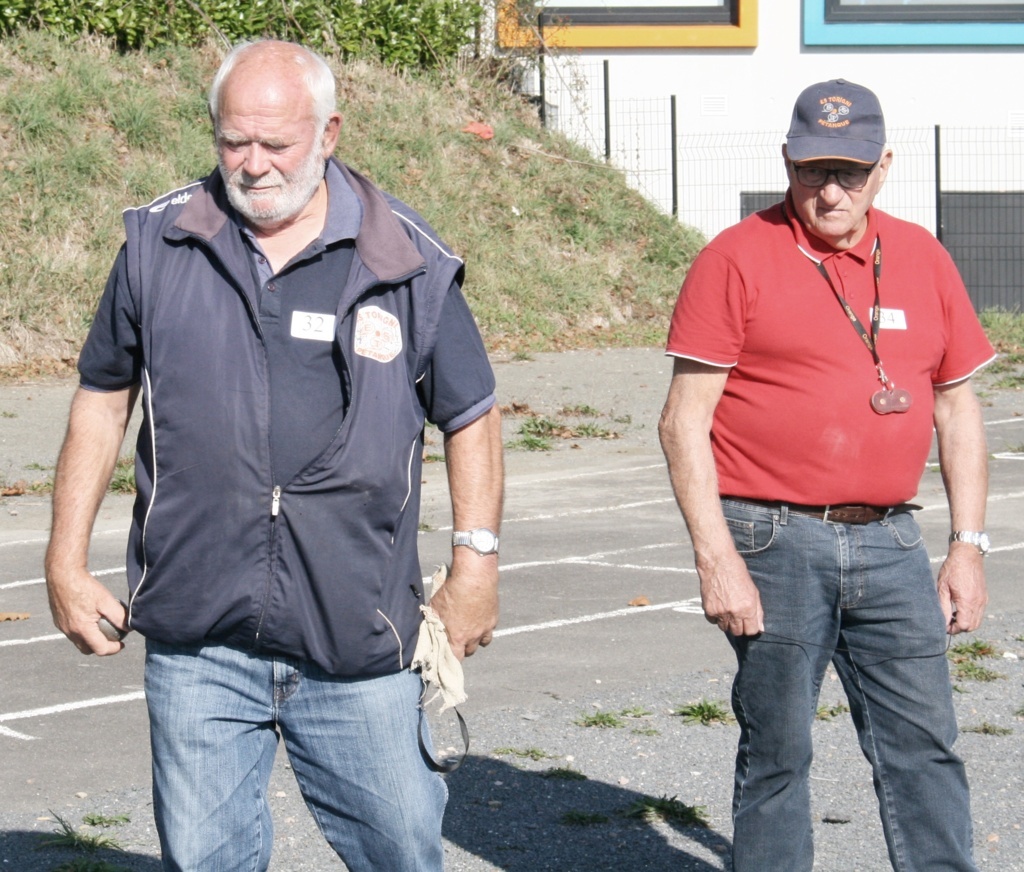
top-left (354, 305), bottom-right (403, 362)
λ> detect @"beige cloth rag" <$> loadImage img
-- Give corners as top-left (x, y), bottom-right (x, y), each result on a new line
top-left (411, 564), bottom-right (467, 712)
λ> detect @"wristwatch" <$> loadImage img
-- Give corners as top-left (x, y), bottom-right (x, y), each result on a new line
top-left (452, 528), bottom-right (500, 556)
top-left (949, 530), bottom-right (990, 556)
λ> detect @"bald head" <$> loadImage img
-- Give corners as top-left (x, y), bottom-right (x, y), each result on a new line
top-left (208, 41), bottom-right (336, 134)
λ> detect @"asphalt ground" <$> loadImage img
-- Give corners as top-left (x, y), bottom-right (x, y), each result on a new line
top-left (1, 347), bottom-right (1022, 871)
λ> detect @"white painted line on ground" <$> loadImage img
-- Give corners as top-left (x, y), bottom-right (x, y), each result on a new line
top-left (494, 598), bottom-right (702, 638)
top-left (986, 417), bottom-right (1024, 426)
top-left (930, 541), bottom-right (1024, 564)
top-left (0, 527), bottom-right (129, 549)
top-left (0, 565), bottom-right (125, 590)
top-left (0, 633), bottom-right (65, 647)
top-left (0, 691), bottom-right (146, 741)
top-left (511, 463), bottom-right (666, 483)
top-left (0, 725), bottom-right (36, 741)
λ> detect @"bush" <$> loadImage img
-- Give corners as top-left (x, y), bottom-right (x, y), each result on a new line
top-left (0, 0), bottom-right (483, 69)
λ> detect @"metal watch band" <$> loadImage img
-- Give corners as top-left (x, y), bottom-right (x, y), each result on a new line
top-left (948, 530), bottom-right (989, 555)
top-left (452, 528), bottom-right (499, 556)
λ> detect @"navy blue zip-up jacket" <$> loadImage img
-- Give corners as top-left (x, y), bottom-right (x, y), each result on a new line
top-left (80, 159), bottom-right (495, 676)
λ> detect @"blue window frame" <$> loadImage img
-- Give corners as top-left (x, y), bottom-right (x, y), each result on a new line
top-left (805, 0), bottom-right (1024, 43)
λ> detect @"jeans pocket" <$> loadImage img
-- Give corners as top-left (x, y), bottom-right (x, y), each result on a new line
top-left (724, 512), bottom-right (778, 555)
top-left (885, 511), bottom-right (924, 550)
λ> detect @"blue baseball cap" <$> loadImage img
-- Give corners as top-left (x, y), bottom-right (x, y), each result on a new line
top-left (786, 79), bottom-right (886, 165)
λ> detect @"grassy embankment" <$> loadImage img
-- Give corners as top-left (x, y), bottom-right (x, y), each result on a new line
top-left (0, 30), bottom-right (706, 377)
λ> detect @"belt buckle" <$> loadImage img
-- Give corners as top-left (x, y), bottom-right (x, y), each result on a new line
top-left (826, 505), bottom-right (880, 525)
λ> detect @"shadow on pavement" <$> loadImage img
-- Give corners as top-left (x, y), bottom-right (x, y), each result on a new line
top-left (0, 830), bottom-right (161, 871)
top-left (443, 755), bottom-right (731, 871)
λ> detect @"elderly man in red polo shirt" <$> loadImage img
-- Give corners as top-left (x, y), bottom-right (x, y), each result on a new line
top-left (659, 79), bottom-right (993, 872)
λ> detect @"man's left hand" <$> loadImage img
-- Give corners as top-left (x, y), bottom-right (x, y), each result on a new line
top-left (429, 556), bottom-right (499, 659)
top-left (937, 544), bottom-right (988, 634)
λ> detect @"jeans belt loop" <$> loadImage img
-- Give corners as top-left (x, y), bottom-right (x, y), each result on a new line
top-left (779, 504), bottom-right (789, 525)
top-left (822, 505), bottom-right (831, 523)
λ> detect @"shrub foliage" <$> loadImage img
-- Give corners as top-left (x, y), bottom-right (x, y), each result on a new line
top-left (0, 0), bottom-right (483, 68)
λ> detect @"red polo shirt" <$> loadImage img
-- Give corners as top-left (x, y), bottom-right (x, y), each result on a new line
top-left (666, 197), bottom-right (995, 506)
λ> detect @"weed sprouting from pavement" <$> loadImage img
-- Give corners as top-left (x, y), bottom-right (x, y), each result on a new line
top-left (493, 747), bottom-right (553, 761)
top-left (961, 722), bottom-right (1012, 736)
top-left (623, 795), bottom-right (709, 827)
top-left (542, 767), bottom-right (587, 780)
top-left (948, 638), bottom-right (1000, 662)
top-left (575, 711), bottom-right (625, 728)
top-left (952, 661), bottom-right (1005, 683)
top-left (561, 810), bottom-right (608, 825)
top-left (816, 702), bottom-right (850, 721)
top-left (673, 699), bottom-right (734, 726)
top-left (81, 814), bottom-right (130, 828)
top-left (38, 811), bottom-right (124, 854)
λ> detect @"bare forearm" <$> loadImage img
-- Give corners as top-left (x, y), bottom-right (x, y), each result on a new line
top-left (46, 387), bottom-right (136, 574)
top-left (933, 379), bottom-right (988, 633)
top-left (444, 404), bottom-right (504, 533)
top-left (934, 383), bottom-right (988, 532)
top-left (658, 360), bottom-right (763, 635)
top-left (433, 404), bottom-right (504, 658)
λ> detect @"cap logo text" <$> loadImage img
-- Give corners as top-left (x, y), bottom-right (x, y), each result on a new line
top-left (818, 97), bottom-right (851, 129)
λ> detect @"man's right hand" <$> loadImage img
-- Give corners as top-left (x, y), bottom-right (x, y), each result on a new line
top-left (697, 550), bottom-right (765, 637)
top-left (45, 566), bottom-right (128, 656)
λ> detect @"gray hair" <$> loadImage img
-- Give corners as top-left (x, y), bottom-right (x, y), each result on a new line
top-left (207, 41), bottom-right (336, 131)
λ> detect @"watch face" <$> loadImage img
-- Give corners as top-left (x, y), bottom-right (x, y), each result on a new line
top-left (978, 532), bottom-right (991, 553)
top-left (470, 529), bottom-right (497, 553)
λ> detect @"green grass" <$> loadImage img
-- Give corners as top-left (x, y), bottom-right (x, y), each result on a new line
top-left (50, 861), bottom-right (131, 872)
top-left (561, 810), bottom-right (608, 825)
top-left (492, 747), bottom-right (553, 761)
top-left (81, 814), bottom-right (130, 828)
top-left (952, 661), bottom-right (1004, 683)
top-left (38, 812), bottom-right (124, 854)
top-left (574, 710), bottom-right (625, 729)
top-left (506, 410), bottom-right (620, 451)
top-left (816, 702), bottom-right (850, 721)
top-left (541, 766), bottom-right (588, 780)
top-left (618, 706), bottom-right (653, 719)
top-left (0, 31), bottom-right (705, 378)
top-left (108, 456), bottom-right (137, 494)
top-left (948, 638), bottom-right (1000, 662)
top-left (961, 722), bottom-right (1012, 736)
top-left (622, 794), bottom-right (709, 827)
top-left (673, 699), bottom-right (735, 726)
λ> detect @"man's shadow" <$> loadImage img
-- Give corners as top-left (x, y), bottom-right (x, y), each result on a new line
top-left (443, 755), bottom-right (731, 871)
top-left (0, 831), bottom-right (161, 871)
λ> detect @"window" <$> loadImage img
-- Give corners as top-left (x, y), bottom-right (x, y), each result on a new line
top-left (497, 0), bottom-right (757, 48)
top-left (805, 0), bottom-right (1024, 43)
top-left (827, 0), bottom-right (1024, 24)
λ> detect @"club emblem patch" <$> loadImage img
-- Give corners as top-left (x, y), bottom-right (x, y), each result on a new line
top-left (354, 305), bottom-right (403, 362)
top-left (818, 97), bottom-right (852, 129)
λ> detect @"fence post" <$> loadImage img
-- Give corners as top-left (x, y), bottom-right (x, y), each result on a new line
top-left (603, 60), bottom-right (611, 162)
top-left (671, 95), bottom-right (679, 218)
top-left (538, 16), bottom-right (546, 129)
top-left (934, 124), bottom-right (943, 243)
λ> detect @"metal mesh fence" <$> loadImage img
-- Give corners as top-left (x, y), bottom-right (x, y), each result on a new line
top-left (530, 60), bottom-right (1024, 310)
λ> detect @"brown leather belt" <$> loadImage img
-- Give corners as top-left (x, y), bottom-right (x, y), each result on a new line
top-left (722, 497), bottom-right (920, 525)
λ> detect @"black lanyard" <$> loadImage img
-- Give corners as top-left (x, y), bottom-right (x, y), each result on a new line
top-left (801, 235), bottom-right (912, 414)
top-left (811, 237), bottom-right (890, 388)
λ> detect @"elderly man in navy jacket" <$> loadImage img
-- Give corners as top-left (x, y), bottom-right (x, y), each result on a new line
top-left (45, 40), bottom-right (503, 872)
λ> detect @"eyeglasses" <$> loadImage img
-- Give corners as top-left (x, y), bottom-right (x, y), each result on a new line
top-left (791, 162), bottom-right (878, 191)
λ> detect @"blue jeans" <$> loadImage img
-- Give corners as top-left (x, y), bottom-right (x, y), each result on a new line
top-left (144, 641), bottom-right (447, 872)
top-left (721, 499), bottom-right (976, 872)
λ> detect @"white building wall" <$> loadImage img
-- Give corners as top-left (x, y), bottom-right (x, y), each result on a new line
top-left (531, 0), bottom-right (1024, 239)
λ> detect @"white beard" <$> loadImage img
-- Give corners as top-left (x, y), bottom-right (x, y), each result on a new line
top-left (219, 144), bottom-right (326, 228)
